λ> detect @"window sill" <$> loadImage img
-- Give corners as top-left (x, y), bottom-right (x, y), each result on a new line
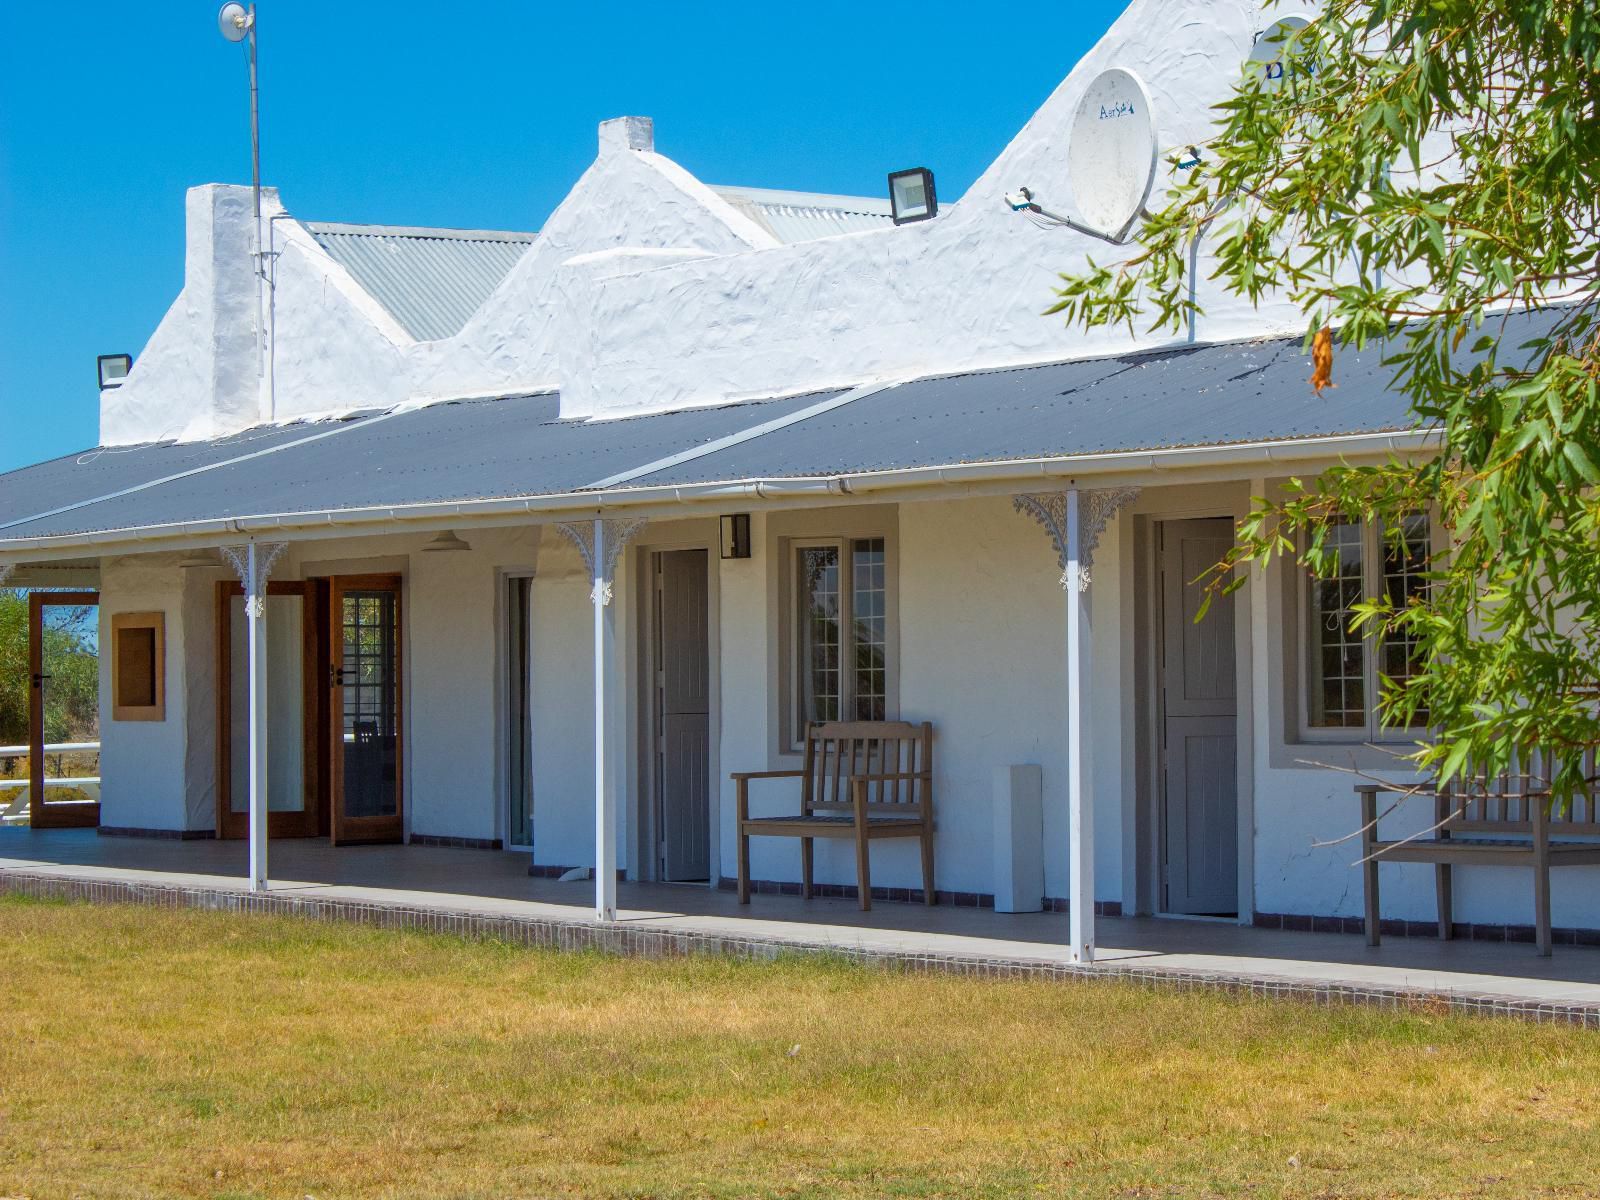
top-left (1270, 736), bottom-right (1429, 774)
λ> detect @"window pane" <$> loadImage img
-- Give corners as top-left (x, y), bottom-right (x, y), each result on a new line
top-left (1307, 520), bottom-right (1366, 728)
top-left (1380, 513), bottom-right (1430, 725)
top-left (851, 538), bottom-right (887, 721)
top-left (797, 547), bottom-right (840, 731)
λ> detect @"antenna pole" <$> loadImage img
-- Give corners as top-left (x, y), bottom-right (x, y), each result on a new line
top-left (247, 4), bottom-right (269, 422)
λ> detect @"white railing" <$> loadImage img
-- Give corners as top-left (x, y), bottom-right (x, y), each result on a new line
top-left (0, 742), bottom-right (102, 824)
top-left (0, 741), bottom-right (100, 757)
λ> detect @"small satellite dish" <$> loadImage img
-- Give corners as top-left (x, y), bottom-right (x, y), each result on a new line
top-left (1247, 15), bottom-right (1313, 92)
top-left (218, 2), bottom-right (251, 42)
top-left (1066, 68), bottom-right (1157, 240)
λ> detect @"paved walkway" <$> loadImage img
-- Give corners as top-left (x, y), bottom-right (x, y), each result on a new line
top-left (2, 829), bottom-right (1598, 1025)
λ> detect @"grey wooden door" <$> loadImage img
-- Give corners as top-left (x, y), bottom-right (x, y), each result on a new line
top-left (1159, 519), bottom-right (1239, 915)
top-left (656, 551), bottom-right (710, 881)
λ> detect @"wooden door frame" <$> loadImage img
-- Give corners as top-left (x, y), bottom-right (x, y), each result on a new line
top-left (214, 580), bottom-right (321, 839)
top-left (28, 590), bottom-right (101, 830)
top-left (329, 574), bottom-right (404, 845)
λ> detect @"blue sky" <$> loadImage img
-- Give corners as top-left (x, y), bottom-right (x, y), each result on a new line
top-left (0, 3), bottom-right (1118, 473)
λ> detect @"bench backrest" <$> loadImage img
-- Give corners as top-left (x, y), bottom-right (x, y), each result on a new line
top-left (800, 720), bottom-right (933, 818)
top-left (1445, 746), bottom-right (1600, 834)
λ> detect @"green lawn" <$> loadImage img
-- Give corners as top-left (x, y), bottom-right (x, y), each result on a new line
top-left (0, 895), bottom-right (1596, 1199)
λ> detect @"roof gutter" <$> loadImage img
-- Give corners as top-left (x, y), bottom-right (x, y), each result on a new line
top-left (0, 427), bottom-right (1436, 563)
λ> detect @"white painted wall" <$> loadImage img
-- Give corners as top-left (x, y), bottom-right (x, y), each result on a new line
top-left (555, 0), bottom-right (1310, 419)
top-left (101, 185), bottom-right (278, 445)
top-left (100, 118), bottom-right (787, 445)
top-left (99, 0), bottom-right (1328, 445)
top-left (97, 556), bottom-right (213, 831)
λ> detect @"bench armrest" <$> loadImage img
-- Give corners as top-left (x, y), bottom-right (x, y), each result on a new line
top-left (733, 770), bottom-right (806, 824)
top-left (846, 772), bottom-right (932, 783)
top-left (1354, 780), bottom-right (1434, 796)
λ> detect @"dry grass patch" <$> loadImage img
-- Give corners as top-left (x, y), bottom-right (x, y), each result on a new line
top-left (0, 895), bottom-right (1597, 1198)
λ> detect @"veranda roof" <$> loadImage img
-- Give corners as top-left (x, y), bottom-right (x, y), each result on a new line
top-left (0, 318), bottom-right (1481, 555)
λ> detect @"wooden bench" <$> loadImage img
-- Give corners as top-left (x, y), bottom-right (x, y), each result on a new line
top-left (732, 720), bottom-right (934, 912)
top-left (1357, 752), bottom-right (1600, 956)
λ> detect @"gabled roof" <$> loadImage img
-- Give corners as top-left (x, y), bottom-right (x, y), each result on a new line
top-left (711, 186), bottom-right (893, 243)
top-left (304, 221), bottom-right (537, 342)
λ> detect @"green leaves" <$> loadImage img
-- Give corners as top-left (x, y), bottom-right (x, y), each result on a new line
top-left (1054, 0), bottom-right (1600, 798)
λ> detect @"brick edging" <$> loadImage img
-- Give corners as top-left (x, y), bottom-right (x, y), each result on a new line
top-left (408, 834), bottom-right (503, 851)
top-left (0, 868), bottom-right (1592, 1029)
top-left (717, 876), bottom-right (1123, 916)
top-left (1254, 910), bottom-right (1600, 947)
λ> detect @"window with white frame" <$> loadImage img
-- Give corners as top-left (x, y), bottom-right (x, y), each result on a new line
top-left (1302, 513), bottom-right (1431, 738)
top-left (792, 537), bottom-right (890, 739)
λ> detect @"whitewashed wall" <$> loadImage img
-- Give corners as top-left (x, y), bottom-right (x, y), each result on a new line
top-left (91, 485), bottom-right (1600, 934)
top-left (99, 118), bottom-right (782, 445)
top-left (97, 556), bottom-right (211, 831)
top-left (99, 0), bottom-right (1323, 446)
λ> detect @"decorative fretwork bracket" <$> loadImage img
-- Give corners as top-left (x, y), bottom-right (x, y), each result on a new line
top-left (1013, 487), bottom-right (1140, 592)
top-left (221, 542), bottom-right (289, 617)
top-left (0, 563), bottom-right (14, 590)
top-left (554, 518), bottom-right (648, 607)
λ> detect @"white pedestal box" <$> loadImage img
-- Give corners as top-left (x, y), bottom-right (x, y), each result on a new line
top-left (993, 764), bottom-right (1045, 913)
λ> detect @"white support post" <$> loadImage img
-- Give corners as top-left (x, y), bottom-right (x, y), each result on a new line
top-left (556, 516), bottom-right (646, 923)
top-left (1064, 489), bottom-right (1093, 963)
top-left (222, 539), bottom-right (287, 894)
top-left (1013, 486), bottom-right (1139, 966)
top-left (246, 540), bottom-right (269, 891)
top-left (592, 518), bottom-right (617, 922)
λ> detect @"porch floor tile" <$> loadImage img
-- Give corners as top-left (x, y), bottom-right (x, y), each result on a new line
top-left (3, 829), bottom-right (1599, 1020)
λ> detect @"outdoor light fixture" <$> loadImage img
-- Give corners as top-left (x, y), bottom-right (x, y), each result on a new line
top-left (97, 353), bottom-right (133, 391)
top-left (887, 168), bottom-right (937, 225)
top-left (420, 530), bottom-right (473, 553)
top-left (720, 514), bottom-right (752, 560)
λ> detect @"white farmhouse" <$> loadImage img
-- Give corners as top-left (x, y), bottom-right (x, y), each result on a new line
top-left (1, 0), bottom-right (1576, 958)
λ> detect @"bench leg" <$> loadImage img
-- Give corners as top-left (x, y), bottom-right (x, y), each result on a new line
top-left (1363, 853), bottom-right (1381, 948)
top-left (920, 823), bottom-right (936, 905)
top-left (854, 829), bottom-right (872, 912)
top-left (1361, 789), bottom-right (1380, 947)
top-left (736, 826), bottom-right (751, 905)
top-left (1534, 798), bottom-right (1553, 956)
top-left (801, 836), bottom-right (814, 900)
top-left (1534, 854), bottom-right (1553, 958)
top-left (1436, 863), bottom-right (1454, 941)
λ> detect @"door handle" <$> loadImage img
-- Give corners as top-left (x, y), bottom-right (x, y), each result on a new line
top-left (30, 673), bottom-right (49, 689)
top-left (331, 665), bottom-right (348, 687)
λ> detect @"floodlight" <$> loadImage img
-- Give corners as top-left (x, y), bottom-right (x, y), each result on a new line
top-left (888, 168), bottom-right (937, 225)
top-left (97, 353), bottom-right (132, 390)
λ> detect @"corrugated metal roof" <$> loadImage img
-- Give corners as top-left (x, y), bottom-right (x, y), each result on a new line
top-left (0, 309), bottom-right (1485, 547)
top-left (628, 336), bottom-right (1418, 486)
top-left (712, 186), bottom-right (894, 243)
top-left (305, 221), bottom-right (537, 342)
top-left (0, 390), bottom-right (843, 541)
top-left (1, 305), bottom-right (1558, 553)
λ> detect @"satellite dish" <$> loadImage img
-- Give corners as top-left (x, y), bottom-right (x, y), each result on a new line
top-left (218, 2), bottom-right (251, 42)
top-left (1066, 68), bottom-right (1157, 240)
top-left (1247, 15), bottom-right (1313, 92)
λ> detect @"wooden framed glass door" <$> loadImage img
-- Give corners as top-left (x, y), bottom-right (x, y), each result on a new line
top-left (215, 581), bottom-right (320, 839)
top-left (28, 591), bottom-right (101, 829)
top-left (330, 575), bottom-right (403, 844)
